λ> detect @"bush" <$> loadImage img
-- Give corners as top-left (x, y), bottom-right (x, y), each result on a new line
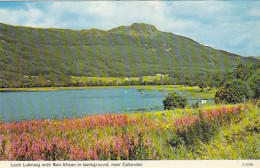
top-left (214, 79), bottom-right (253, 104)
top-left (163, 92), bottom-right (187, 110)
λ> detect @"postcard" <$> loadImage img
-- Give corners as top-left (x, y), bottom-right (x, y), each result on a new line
top-left (0, 1), bottom-right (259, 168)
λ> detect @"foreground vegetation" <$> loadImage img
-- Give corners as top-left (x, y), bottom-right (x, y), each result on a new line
top-left (0, 103), bottom-right (259, 160)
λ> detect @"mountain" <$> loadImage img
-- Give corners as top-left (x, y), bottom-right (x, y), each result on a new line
top-left (0, 23), bottom-right (258, 87)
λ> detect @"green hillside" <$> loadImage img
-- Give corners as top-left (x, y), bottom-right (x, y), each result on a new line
top-left (0, 23), bottom-right (258, 87)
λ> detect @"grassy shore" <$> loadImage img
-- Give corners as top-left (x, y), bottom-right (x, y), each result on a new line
top-left (0, 85), bottom-right (190, 92)
top-left (0, 103), bottom-right (259, 160)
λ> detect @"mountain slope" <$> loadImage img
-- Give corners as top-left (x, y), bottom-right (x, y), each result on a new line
top-left (0, 23), bottom-right (258, 87)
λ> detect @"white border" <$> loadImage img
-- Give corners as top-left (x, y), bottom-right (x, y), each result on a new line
top-left (1, 160), bottom-right (260, 168)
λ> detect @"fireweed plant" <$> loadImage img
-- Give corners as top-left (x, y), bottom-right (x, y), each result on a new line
top-left (0, 103), bottom-right (259, 160)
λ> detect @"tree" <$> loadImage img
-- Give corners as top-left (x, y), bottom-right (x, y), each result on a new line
top-left (234, 64), bottom-right (250, 80)
top-left (198, 82), bottom-right (207, 91)
top-left (214, 79), bottom-right (253, 104)
top-left (163, 92), bottom-right (187, 110)
top-left (247, 74), bottom-right (260, 99)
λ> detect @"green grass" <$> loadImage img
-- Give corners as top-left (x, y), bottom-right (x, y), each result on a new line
top-left (0, 84), bottom-right (215, 93)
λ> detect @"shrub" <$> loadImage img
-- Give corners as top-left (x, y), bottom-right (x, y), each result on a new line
top-left (214, 79), bottom-right (253, 104)
top-left (163, 92), bottom-right (187, 110)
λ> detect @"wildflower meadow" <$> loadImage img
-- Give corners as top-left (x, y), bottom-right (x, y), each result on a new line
top-left (0, 103), bottom-right (259, 160)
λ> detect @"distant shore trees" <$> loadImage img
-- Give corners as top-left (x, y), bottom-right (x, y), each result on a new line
top-left (214, 63), bottom-right (260, 104)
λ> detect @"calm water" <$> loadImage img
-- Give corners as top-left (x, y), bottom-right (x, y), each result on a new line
top-left (0, 88), bottom-right (214, 122)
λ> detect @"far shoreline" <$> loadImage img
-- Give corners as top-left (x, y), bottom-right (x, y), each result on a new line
top-left (0, 85), bottom-right (190, 92)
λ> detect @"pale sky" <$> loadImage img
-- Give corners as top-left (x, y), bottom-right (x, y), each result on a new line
top-left (0, 1), bottom-right (259, 56)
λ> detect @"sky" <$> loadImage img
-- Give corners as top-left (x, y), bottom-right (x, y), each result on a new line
top-left (0, 1), bottom-right (259, 56)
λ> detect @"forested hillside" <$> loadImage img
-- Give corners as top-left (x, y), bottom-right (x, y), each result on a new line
top-left (0, 23), bottom-right (258, 87)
